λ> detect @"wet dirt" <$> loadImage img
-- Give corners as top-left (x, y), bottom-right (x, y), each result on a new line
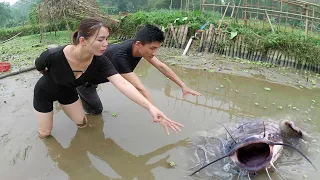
top-left (0, 50), bottom-right (320, 180)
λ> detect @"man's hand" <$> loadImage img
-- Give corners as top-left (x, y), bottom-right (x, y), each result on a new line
top-left (149, 106), bottom-right (184, 135)
top-left (182, 86), bottom-right (201, 99)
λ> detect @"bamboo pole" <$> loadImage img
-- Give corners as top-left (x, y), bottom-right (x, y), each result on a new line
top-left (234, 0), bottom-right (242, 20)
top-left (0, 32), bottom-right (22, 44)
top-left (212, 0), bottom-right (214, 12)
top-left (164, 26), bottom-right (170, 47)
top-left (202, 4), bottom-right (320, 21)
top-left (236, 36), bottom-right (241, 58)
top-left (305, 6), bottom-right (309, 36)
top-left (265, 10), bottom-right (275, 33)
top-left (230, 0), bottom-right (236, 18)
top-left (169, 24), bottom-right (179, 48)
top-left (218, 2), bottom-right (230, 29)
top-left (176, 26), bottom-right (182, 48)
top-left (181, 25), bottom-right (188, 48)
top-left (209, 27), bottom-right (216, 53)
top-left (178, 25), bottom-right (184, 48)
top-left (279, 1), bottom-right (283, 32)
top-left (210, 28), bottom-right (219, 52)
top-left (205, 24), bottom-right (214, 53)
top-left (199, 30), bottom-right (205, 52)
top-left (229, 10), bottom-right (313, 22)
top-left (311, 8), bottom-right (315, 35)
top-left (250, 0), bottom-right (252, 22)
top-left (244, 0), bottom-right (248, 25)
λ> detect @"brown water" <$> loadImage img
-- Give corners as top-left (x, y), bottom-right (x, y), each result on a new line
top-left (0, 55), bottom-right (320, 180)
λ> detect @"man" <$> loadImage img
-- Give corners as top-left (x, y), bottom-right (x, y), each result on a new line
top-left (76, 24), bottom-right (201, 114)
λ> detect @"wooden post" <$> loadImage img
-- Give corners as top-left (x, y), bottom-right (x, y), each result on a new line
top-left (181, 25), bottom-right (188, 48)
top-left (230, 0), bottom-right (236, 18)
top-left (169, 24), bottom-right (179, 48)
top-left (234, 0), bottom-right (242, 21)
top-left (279, 1), bottom-right (283, 32)
top-left (311, 8), bottom-right (315, 35)
top-left (164, 25), bottom-right (170, 47)
top-left (218, 2), bottom-right (230, 29)
top-left (257, 0), bottom-right (260, 26)
top-left (205, 24), bottom-right (214, 53)
top-left (244, 0), bottom-right (248, 25)
top-left (305, 5), bottom-right (309, 36)
top-left (178, 25), bottom-right (184, 48)
top-left (250, 0), bottom-right (252, 20)
top-left (212, 0), bottom-right (214, 12)
top-left (265, 10), bottom-right (275, 33)
top-left (285, 8), bottom-right (288, 32)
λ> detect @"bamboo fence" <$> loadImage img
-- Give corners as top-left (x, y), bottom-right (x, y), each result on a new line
top-left (201, 0), bottom-right (320, 36)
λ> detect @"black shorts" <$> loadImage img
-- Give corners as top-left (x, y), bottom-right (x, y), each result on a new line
top-left (33, 78), bottom-right (79, 113)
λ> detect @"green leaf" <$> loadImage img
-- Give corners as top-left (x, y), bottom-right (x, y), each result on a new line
top-left (230, 31), bottom-right (238, 40)
top-left (169, 161), bottom-right (176, 167)
top-left (174, 18), bottom-right (180, 24)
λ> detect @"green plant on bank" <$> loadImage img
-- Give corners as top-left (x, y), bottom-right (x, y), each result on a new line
top-left (0, 30), bottom-right (118, 70)
top-left (0, 20), bottom-right (80, 41)
top-left (0, 31), bottom-right (72, 69)
top-left (117, 10), bottom-right (320, 65)
top-left (117, 9), bottom-right (224, 37)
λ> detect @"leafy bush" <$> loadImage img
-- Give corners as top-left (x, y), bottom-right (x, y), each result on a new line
top-left (117, 10), bottom-right (320, 65)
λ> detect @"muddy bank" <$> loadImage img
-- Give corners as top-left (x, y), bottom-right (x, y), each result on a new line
top-left (158, 48), bottom-right (320, 90)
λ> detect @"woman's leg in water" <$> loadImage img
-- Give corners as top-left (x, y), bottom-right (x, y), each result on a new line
top-left (34, 109), bottom-right (54, 139)
top-left (60, 98), bottom-right (88, 128)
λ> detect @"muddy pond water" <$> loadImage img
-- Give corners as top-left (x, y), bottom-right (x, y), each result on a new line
top-left (0, 52), bottom-right (319, 180)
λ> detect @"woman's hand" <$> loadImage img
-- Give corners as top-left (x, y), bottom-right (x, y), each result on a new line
top-left (148, 106), bottom-right (184, 135)
top-left (108, 74), bottom-right (184, 135)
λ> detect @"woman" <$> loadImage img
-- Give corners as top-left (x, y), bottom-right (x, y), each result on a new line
top-left (33, 18), bottom-right (183, 138)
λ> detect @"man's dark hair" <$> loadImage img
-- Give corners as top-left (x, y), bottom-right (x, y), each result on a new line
top-left (135, 24), bottom-right (165, 45)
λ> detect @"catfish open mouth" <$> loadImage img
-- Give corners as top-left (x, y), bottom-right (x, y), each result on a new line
top-left (234, 142), bottom-right (273, 170)
top-left (190, 122), bottom-right (317, 178)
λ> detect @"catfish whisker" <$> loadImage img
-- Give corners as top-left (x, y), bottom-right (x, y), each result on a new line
top-left (266, 168), bottom-right (272, 180)
top-left (270, 162), bottom-right (286, 180)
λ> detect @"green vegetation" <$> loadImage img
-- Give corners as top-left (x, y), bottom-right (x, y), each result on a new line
top-left (0, 30), bottom-right (119, 71)
top-left (118, 10), bottom-right (320, 65)
top-left (0, 31), bottom-right (72, 69)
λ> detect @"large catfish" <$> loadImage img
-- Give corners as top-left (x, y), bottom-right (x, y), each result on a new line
top-left (189, 120), bottom-right (317, 179)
